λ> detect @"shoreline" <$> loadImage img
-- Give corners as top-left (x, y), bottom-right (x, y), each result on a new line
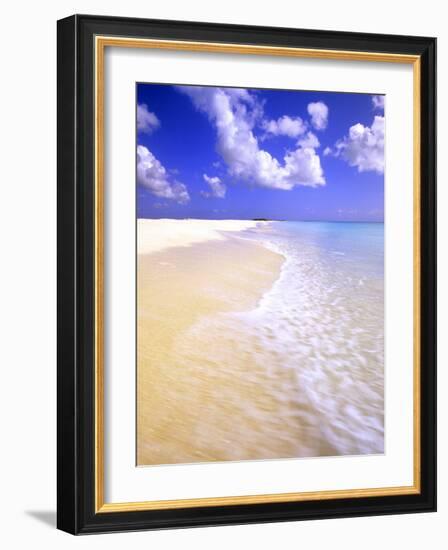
top-left (136, 219), bottom-right (384, 464)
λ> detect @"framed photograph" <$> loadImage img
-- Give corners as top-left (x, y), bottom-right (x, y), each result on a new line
top-left (57, 14), bottom-right (436, 534)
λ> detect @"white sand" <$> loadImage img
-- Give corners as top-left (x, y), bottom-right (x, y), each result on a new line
top-left (137, 231), bottom-right (285, 465)
top-left (138, 218), bottom-right (262, 255)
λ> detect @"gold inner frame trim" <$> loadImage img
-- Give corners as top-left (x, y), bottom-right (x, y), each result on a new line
top-left (94, 35), bottom-right (421, 514)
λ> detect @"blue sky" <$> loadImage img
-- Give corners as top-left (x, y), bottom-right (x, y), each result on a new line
top-left (136, 83), bottom-right (384, 222)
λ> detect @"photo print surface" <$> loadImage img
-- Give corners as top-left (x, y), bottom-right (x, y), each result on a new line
top-left (136, 83), bottom-right (385, 466)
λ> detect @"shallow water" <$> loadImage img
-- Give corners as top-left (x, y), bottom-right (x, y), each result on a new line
top-left (173, 222), bottom-right (384, 459)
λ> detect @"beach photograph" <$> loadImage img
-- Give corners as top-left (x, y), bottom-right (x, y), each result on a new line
top-left (136, 83), bottom-right (385, 466)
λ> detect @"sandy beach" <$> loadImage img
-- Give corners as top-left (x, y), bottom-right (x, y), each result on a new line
top-left (137, 219), bottom-right (292, 465)
top-left (137, 218), bottom-right (262, 255)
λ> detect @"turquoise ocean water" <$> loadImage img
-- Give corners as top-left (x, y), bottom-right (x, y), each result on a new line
top-left (246, 221), bottom-right (384, 455)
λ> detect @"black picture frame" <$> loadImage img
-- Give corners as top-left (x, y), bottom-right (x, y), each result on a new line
top-left (57, 14), bottom-right (436, 535)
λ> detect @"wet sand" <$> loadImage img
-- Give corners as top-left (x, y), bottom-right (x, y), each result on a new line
top-left (137, 234), bottom-right (288, 465)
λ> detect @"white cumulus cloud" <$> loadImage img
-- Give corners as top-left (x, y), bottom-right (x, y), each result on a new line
top-left (307, 102), bottom-right (329, 130)
top-left (136, 145), bottom-right (189, 203)
top-left (372, 95), bottom-right (385, 111)
top-left (202, 174), bottom-right (226, 198)
top-left (137, 103), bottom-right (160, 134)
top-left (335, 115), bottom-right (384, 174)
top-left (297, 131), bottom-right (320, 149)
top-left (262, 115), bottom-right (307, 138)
top-left (177, 86), bottom-right (325, 190)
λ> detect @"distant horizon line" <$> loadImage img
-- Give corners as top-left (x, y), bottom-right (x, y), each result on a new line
top-left (137, 217), bottom-right (384, 224)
